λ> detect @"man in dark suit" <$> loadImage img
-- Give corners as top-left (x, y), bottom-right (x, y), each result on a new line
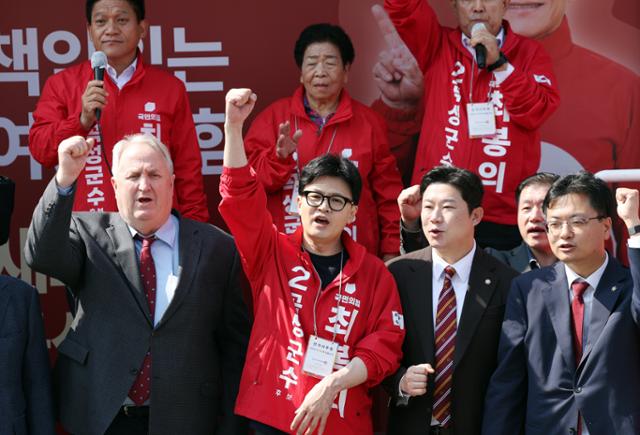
top-left (25, 134), bottom-right (250, 435)
top-left (385, 166), bottom-right (518, 435)
top-left (1, 177), bottom-right (55, 435)
top-left (483, 172), bottom-right (640, 435)
top-left (485, 172), bottom-right (559, 272)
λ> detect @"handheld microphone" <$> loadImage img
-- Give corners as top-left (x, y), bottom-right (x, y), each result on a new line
top-left (471, 23), bottom-right (487, 69)
top-left (89, 51), bottom-right (112, 176)
top-left (90, 51), bottom-right (107, 120)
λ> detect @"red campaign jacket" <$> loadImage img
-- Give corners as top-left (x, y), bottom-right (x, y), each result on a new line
top-left (29, 53), bottom-right (209, 222)
top-left (219, 165), bottom-right (405, 434)
top-left (244, 86), bottom-right (403, 256)
top-left (378, 0), bottom-right (560, 225)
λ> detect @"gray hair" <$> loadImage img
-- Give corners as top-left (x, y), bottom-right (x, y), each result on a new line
top-left (111, 133), bottom-right (174, 176)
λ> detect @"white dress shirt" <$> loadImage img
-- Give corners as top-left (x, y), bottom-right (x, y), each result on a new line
top-left (106, 57), bottom-right (137, 90)
top-left (560, 236), bottom-right (640, 433)
top-left (431, 242), bottom-right (477, 329)
top-left (397, 243), bottom-right (478, 412)
top-left (427, 243), bottom-right (477, 426)
top-left (563, 252), bottom-right (608, 435)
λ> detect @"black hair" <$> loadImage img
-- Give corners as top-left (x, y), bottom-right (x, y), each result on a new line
top-left (299, 154), bottom-right (362, 205)
top-left (542, 171), bottom-right (614, 218)
top-left (294, 23), bottom-right (355, 69)
top-left (86, 0), bottom-right (145, 23)
top-left (419, 165), bottom-right (483, 213)
top-left (515, 172), bottom-right (560, 205)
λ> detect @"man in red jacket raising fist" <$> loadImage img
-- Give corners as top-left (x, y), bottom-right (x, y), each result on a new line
top-left (220, 88), bottom-right (405, 435)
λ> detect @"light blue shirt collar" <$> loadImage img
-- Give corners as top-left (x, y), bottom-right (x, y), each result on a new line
top-left (127, 214), bottom-right (177, 249)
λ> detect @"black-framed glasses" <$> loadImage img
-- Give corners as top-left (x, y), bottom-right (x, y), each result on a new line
top-left (302, 190), bottom-right (354, 212)
top-left (545, 215), bottom-right (605, 235)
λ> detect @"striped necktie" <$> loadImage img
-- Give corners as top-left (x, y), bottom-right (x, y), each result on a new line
top-left (432, 266), bottom-right (457, 427)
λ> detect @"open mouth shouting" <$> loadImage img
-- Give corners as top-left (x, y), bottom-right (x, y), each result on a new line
top-left (312, 214), bottom-right (331, 227)
top-left (527, 225), bottom-right (546, 236)
top-left (137, 196), bottom-right (153, 206)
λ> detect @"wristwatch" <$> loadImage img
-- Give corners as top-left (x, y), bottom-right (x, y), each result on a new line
top-left (488, 52), bottom-right (509, 72)
top-left (628, 225), bottom-right (640, 236)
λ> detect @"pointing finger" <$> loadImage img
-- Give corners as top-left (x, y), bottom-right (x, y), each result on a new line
top-left (372, 4), bottom-right (405, 50)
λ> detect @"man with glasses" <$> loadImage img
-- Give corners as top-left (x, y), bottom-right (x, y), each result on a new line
top-left (219, 88), bottom-right (405, 435)
top-left (483, 172), bottom-right (640, 434)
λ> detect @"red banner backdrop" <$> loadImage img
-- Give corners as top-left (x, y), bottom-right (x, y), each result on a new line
top-left (1, 0), bottom-right (639, 431)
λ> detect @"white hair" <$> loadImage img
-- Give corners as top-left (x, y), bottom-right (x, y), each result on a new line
top-left (111, 133), bottom-right (174, 176)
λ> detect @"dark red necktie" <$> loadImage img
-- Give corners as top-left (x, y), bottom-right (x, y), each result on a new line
top-left (571, 280), bottom-right (588, 364)
top-left (129, 235), bottom-right (156, 405)
top-left (571, 279), bottom-right (589, 435)
top-left (432, 266), bottom-right (457, 427)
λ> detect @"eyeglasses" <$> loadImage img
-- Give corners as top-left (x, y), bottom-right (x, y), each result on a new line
top-left (302, 190), bottom-right (354, 212)
top-left (545, 216), bottom-right (605, 235)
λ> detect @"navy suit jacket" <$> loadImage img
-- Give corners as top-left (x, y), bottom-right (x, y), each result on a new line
top-left (483, 248), bottom-right (640, 434)
top-left (0, 276), bottom-right (55, 435)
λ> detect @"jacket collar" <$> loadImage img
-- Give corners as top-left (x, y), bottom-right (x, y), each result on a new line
top-left (580, 256), bottom-right (626, 368)
top-left (449, 20), bottom-right (519, 59)
top-left (290, 85), bottom-right (353, 126)
top-left (89, 51), bottom-right (147, 91)
top-left (542, 256), bottom-right (626, 371)
top-left (401, 247), bottom-right (504, 366)
top-left (104, 209), bottom-right (199, 328)
top-left (454, 248), bottom-right (503, 365)
top-left (290, 226), bottom-right (368, 281)
top-left (0, 277), bottom-right (14, 333)
top-left (538, 16), bottom-right (573, 61)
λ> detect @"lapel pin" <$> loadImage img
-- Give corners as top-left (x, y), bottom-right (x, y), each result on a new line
top-left (611, 286), bottom-right (617, 292)
top-left (485, 278), bottom-right (491, 285)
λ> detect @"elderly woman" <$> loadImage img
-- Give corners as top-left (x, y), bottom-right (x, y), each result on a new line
top-left (244, 23), bottom-right (403, 260)
top-left (220, 88), bottom-right (405, 435)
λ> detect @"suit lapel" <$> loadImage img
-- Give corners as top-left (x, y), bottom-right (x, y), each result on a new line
top-left (455, 250), bottom-right (499, 365)
top-left (542, 263), bottom-right (575, 370)
top-left (512, 243), bottom-right (533, 273)
top-left (0, 279), bottom-right (13, 332)
top-left (407, 248), bottom-right (436, 362)
top-left (581, 257), bottom-right (625, 366)
top-left (156, 218), bottom-right (202, 327)
top-left (105, 218), bottom-right (152, 325)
